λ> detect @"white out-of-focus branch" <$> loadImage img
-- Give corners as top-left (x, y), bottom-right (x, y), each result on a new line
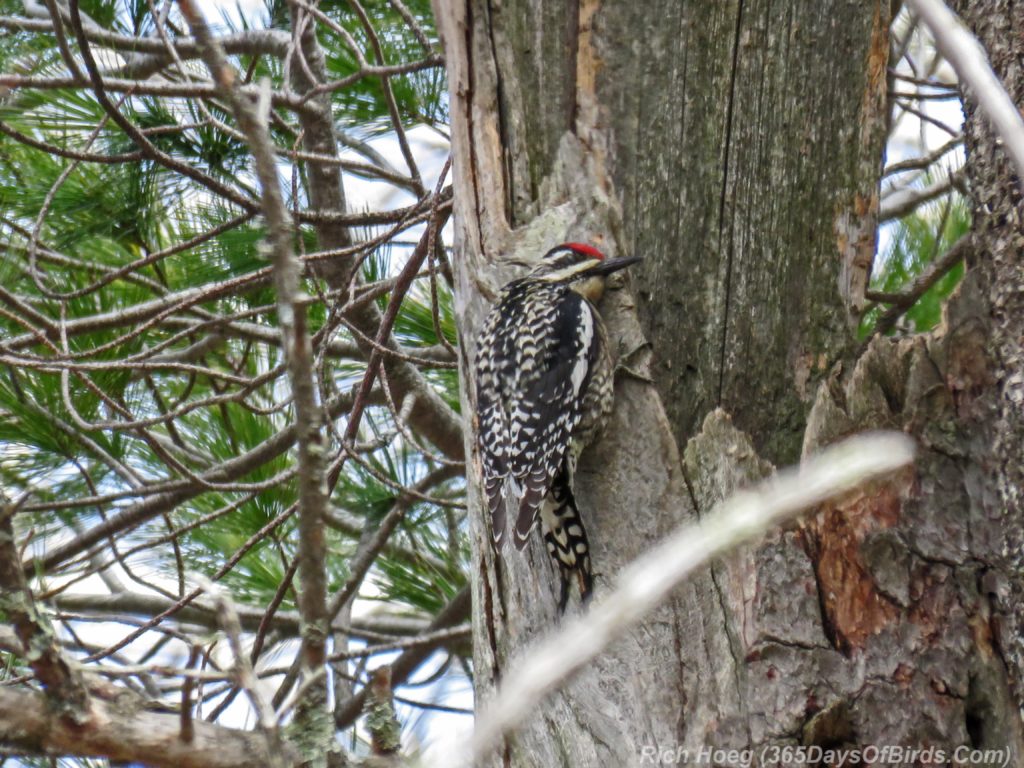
top-left (461, 432), bottom-right (916, 766)
top-left (905, 0), bottom-right (1024, 178)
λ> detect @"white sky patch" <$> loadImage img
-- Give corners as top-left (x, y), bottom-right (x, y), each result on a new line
top-left (205, 0), bottom-right (271, 30)
top-left (877, 8), bottom-right (966, 263)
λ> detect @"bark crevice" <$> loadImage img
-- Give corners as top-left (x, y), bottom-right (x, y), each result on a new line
top-left (714, 0), bottom-right (746, 406)
top-left (435, 0), bottom-right (1024, 762)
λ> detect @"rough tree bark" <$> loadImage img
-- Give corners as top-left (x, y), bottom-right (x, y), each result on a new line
top-left (436, 0), bottom-right (1024, 764)
top-left (953, 0), bottom-right (1024, 736)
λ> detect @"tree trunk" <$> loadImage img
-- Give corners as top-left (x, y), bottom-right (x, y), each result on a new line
top-left (435, 0), bottom-right (1024, 763)
top-left (953, 0), bottom-right (1024, 731)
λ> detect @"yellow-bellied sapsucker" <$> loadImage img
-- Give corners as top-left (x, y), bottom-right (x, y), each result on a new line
top-left (474, 242), bottom-right (640, 611)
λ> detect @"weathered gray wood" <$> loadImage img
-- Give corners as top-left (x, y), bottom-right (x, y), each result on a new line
top-left (435, 2), bottom-right (723, 762)
top-left (0, 685), bottom-right (300, 768)
top-left (436, 0), bottom-right (1024, 764)
top-left (599, 1), bottom-right (890, 465)
top-left (468, 0), bottom-right (891, 465)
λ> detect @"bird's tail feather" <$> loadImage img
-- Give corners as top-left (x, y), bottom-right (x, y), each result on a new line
top-left (540, 472), bottom-right (594, 612)
top-left (486, 476), bottom-right (507, 548)
top-left (512, 470), bottom-right (548, 550)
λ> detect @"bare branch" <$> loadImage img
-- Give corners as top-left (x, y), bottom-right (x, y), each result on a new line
top-left (113, 30), bottom-right (292, 79)
top-left (281, 3), bottom-right (465, 462)
top-left (463, 433), bottom-right (915, 764)
top-left (50, 590), bottom-right (435, 639)
top-left (270, 461), bottom-right (460, 712)
top-left (866, 234), bottom-right (972, 337)
top-left (175, 8), bottom-right (332, 725)
top-left (0, 685), bottom-right (301, 768)
top-left (330, 464), bottom-right (462, 621)
top-left (27, 387), bottom-right (360, 575)
top-left (348, 0), bottom-right (424, 193)
top-left (199, 577), bottom-right (287, 766)
top-left (905, 0), bottom-right (1024, 178)
top-left (0, 504), bottom-right (90, 722)
top-left (334, 584), bottom-right (471, 729)
top-left (884, 134), bottom-right (963, 177)
top-left (0, 5), bottom-right (465, 761)
top-left (880, 169), bottom-right (963, 220)
top-left (64, 0), bottom-right (262, 213)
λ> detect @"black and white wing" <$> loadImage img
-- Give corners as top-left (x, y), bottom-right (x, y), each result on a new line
top-left (508, 289), bottom-right (600, 548)
top-left (475, 294), bottom-right (517, 546)
top-left (476, 283), bottom-right (602, 549)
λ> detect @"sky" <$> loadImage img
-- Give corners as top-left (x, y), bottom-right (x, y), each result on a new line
top-left (878, 12), bottom-right (966, 261)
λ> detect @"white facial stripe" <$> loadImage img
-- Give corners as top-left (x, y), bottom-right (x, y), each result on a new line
top-left (537, 259), bottom-right (599, 282)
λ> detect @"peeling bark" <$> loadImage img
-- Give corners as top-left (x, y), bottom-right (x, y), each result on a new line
top-left (437, 0), bottom-right (1024, 764)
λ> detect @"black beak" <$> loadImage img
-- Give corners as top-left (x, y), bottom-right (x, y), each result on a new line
top-left (592, 255), bottom-right (641, 276)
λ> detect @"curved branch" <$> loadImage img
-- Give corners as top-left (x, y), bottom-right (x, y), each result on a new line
top-left (880, 170), bottom-right (963, 220)
top-left (0, 686), bottom-right (301, 768)
top-left (333, 584), bottom-right (471, 729)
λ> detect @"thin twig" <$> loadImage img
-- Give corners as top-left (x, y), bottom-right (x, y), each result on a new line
top-left (880, 169), bottom-right (963, 221)
top-left (867, 234), bottom-right (971, 338)
top-left (198, 576), bottom-right (284, 763)
top-left (334, 585), bottom-right (471, 729)
top-left (884, 134), bottom-right (963, 177)
top-left (905, 0), bottom-right (1024, 178)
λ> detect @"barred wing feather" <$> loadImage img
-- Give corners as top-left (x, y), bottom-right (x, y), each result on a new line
top-left (475, 282), bottom-right (600, 550)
